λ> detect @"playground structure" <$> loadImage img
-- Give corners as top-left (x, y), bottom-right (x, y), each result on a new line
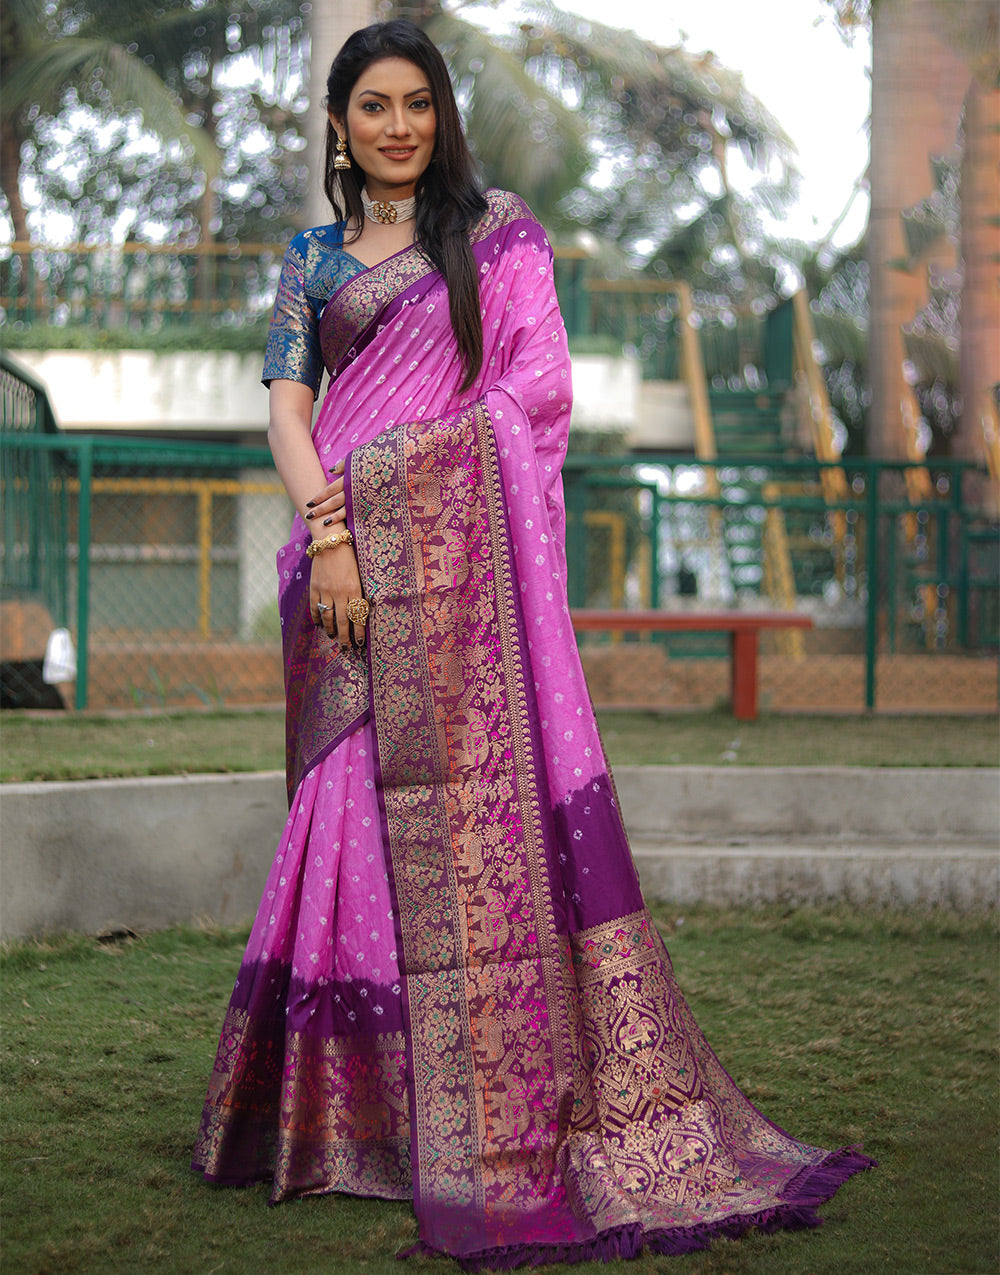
top-left (1, 243), bottom-right (997, 714)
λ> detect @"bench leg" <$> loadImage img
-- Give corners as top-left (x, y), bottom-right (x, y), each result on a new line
top-left (730, 630), bottom-right (759, 721)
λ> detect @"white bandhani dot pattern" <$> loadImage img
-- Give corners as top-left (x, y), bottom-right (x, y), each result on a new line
top-left (244, 724), bottom-right (399, 992)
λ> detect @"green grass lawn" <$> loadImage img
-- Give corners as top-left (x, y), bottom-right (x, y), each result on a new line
top-left (2, 906), bottom-right (996, 1274)
top-left (1, 708), bottom-right (996, 781)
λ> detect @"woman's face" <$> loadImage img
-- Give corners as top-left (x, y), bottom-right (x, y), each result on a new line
top-left (332, 56), bottom-right (437, 202)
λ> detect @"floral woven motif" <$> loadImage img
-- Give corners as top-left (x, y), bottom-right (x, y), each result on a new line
top-left (349, 402), bottom-right (875, 1268)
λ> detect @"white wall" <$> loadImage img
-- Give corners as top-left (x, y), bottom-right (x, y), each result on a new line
top-left (13, 349), bottom-right (268, 433)
top-left (568, 354), bottom-right (641, 431)
top-left (15, 348), bottom-right (698, 449)
top-left (14, 348), bottom-right (658, 437)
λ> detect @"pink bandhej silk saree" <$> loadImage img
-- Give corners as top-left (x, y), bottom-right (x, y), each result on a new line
top-left (193, 191), bottom-right (873, 1268)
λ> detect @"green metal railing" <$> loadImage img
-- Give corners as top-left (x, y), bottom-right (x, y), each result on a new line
top-left (1, 241), bottom-right (282, 331)
top-left (1, 353), bottom-right (70, 630)
top-left (5, 242), bottom-right (785, 387)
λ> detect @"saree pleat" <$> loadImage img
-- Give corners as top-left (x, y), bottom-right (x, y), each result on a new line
top-left (193, 190), bottom-right (873, 1264)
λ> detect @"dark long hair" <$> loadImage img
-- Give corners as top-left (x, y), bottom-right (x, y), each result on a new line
top-left (323, 20), bottom-right (488, 392)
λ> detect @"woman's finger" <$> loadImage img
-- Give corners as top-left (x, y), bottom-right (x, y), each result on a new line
top-left (306, 505), bottom-right (346, 526)
top-left (348, 618), bottom-right (366, 652)
top-left (335, 608), bottom-right (350, 651)
top-left (313, 597), bottom-right (335, 634)
top-left (305, 479), bottom-right (342, 504)
top-left (304, 477), bottom-right (346, 520)
top-left (334, 598), bottom-right (368, 651)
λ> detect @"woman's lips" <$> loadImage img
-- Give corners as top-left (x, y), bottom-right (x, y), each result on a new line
top-left (380, 147), bottom-right (417, 160)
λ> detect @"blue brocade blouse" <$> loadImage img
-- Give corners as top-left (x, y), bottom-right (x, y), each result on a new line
top-left (261, 224), bottom-right (366, 397)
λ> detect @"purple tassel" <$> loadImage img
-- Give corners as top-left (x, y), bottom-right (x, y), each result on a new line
top-left (784, 1145), bottom-right (879, 1205)
top-left (399, 1224), bottom-right (644, 1271)
top-left (398, 1147), bottom-right (876, 1271)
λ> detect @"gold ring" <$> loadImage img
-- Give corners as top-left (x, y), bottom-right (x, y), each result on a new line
top-left (345, 597), bottom-right (370, 625)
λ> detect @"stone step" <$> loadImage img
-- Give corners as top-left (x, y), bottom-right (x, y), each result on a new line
top-left (630, 839), bottom-right (998, 911)
top-left (614, 766), bottom-right (998, 843)
top-left (2, 767), bottom-right (997, 939)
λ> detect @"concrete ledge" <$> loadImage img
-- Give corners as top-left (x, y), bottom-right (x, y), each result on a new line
top-left (631, 841), bottom-right (999, 911)
top-left (1, 772), bottom-right (287, 940)
top-left (613, 766), bottom-right (999, 842)
top-left (1, 767), bottom-right (996, 939)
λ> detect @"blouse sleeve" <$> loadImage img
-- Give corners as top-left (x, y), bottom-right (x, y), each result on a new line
top-left (262, 233), bottom-right (324, 396)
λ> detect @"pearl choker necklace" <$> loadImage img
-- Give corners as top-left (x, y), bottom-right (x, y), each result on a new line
top-left (361, 187), bottom-right (417, 226)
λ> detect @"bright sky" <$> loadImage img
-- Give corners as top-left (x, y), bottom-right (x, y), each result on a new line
top-left (560, 0), bottom-right (872, 248)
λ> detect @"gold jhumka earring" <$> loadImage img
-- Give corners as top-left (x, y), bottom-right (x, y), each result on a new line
top-left (334, 136), bottom-right (351, 171)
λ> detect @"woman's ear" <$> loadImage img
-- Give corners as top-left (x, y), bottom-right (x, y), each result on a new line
top-left (328, 110), bottom-right (344, 139)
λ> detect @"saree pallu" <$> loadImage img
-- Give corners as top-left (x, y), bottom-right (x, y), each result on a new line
top-left (193, 192), bottom-right (873, 1267)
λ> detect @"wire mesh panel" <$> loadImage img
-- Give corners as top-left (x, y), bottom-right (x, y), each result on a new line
top-left (564, 453), bottom-right (999, 715)
top-left (1, 434), bottom-right (290, 710)
top-left (76, 454), bottom-right (289, 709)
top-left (1, 432), bottom-right (996, 714)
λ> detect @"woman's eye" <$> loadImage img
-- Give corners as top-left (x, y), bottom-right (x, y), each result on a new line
top-left (411, 98), bottom-right (431, 110)
top-left (361, 101), bottom-right (382, 112)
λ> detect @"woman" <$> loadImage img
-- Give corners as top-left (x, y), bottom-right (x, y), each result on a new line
top-left (193, 19), bottom-right (873, 1269)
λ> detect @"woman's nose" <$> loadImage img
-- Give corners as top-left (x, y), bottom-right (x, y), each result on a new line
top-left (385, 107), bottom-right (411, 136)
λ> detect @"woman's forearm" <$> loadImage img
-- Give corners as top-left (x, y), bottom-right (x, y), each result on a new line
top-left (267, 380), bottom-right (332, 532)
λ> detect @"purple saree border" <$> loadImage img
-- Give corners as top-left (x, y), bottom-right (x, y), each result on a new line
top-left (343, 422), bottom-right (421, 1241)
top-left (318, 194), bottom-right (548, 386)
top-left (320, 253), bottom-right (434, 381)
top-left (280, 552), bottom-right (368, 803)
top-left (415, 1146), bottom-right (876, 1272)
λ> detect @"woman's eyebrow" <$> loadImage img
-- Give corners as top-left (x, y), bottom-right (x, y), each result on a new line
top-left (356, 86), bottom-right (432, 100)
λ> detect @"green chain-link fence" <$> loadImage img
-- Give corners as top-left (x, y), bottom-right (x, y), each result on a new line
top-left (3, 434), bottom-right (996, 715)
top-left (1, 421), bottom-right (286, 710)
top-left (563, 452), bottom-right (998, 714)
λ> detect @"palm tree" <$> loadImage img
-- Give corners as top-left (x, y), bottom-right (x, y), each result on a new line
top-left (952, 9), bottom-right (1000, 464)
top-left (1, 0), bottom-right (221, 243)
top-left (827, 0), bottom-right (999, 461)
top-left (868, 0), bottom-right (970, 457)
top-left (406, 1), bottom-right (797, 308)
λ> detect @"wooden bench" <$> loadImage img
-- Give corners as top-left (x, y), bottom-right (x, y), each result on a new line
top-left (571, 609), bottom-right (815, 721)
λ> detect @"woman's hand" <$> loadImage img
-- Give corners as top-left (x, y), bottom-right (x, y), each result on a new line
top-left (310, 542), bottom-right (367, 650)
top-left (304, 459), bottom-right (347, 530)
top-left (266, 387), bottom-right (366, 648)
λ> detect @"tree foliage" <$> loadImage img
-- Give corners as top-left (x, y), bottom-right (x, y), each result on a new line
top-left (7, 0), bottom-right (800, 311)
top-left (2, 0), bottom-right (310, 244)
top-left (419, 1), bottom-right (800, 315)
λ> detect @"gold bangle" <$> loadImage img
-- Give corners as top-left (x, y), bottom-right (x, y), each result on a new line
top-left (306, 530), bottom-right (354, 557)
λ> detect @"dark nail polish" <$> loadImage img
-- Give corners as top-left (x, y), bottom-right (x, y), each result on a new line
top-left (305, 501), bottom-right (316, 508)
top-left (305, 511), bottom-right (315, 519)
top-left (323, 517), bottom-right (334, 526)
